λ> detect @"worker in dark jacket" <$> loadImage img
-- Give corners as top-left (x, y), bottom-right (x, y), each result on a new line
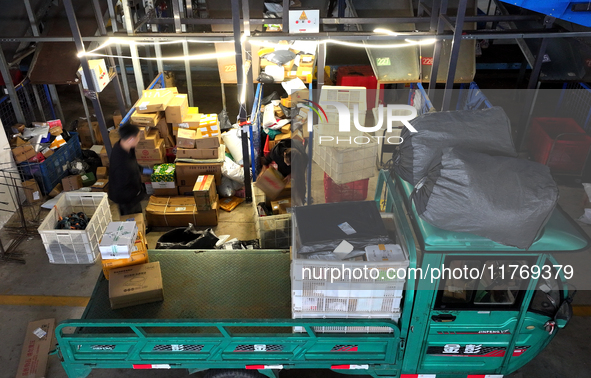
top-left (260, 139), bottom-right (308, 206)
top-left (108, 124), bottom-right (151, 216)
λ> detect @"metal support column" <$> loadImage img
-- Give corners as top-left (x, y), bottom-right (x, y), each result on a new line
top-left (31, 85), bottom-right (46, 121)
top-left (441, 0), bottom-right (468, 111)
top-left (63, 0), bottom-right (112, 154)
top-left (232, 0), bottom-right (252, 202)
top-left (145, 45), bottom-right (156, 79)
top-left (23, 0), bottom-right (40, 37)
top-left (122, 0), bottom-right (145, 94)
top-left (108, 0), bottom-right (132, 107)
top-left (242, 0), bottom-right (254, 109)
top-left (92, 0), bottom-right (127, 118)
top-left (428, 0), bottom-right (444, 99)
top-left (78, 79), bottom-right (94, 143)
top-left (154, 42), bottom-right (164, 73)
top-left (282, 0), bottom-right (290, 32)
top-left (182, 41), bottom-right (193, 106)
top-left (47, 85), bottom-right (65, 124)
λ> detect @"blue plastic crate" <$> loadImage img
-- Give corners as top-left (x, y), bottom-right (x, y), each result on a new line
top-left (19, 132), bottom-right (82, 194)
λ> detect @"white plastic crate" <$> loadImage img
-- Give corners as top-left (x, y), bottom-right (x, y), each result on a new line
top-left (313, 127), bottom-right (378, 184)
top-left (252, 185), bottom-right (292, 249)
top-left (293, 312), bottom-right (401, 333)
top-left (37, 192), bottom-right (112, 264)
top-left (320, 86), bottom-right (367, 114)
top-left (314, 123), bottom-right (366, 149)
top-left (324, 109), bottom-right (367, 126)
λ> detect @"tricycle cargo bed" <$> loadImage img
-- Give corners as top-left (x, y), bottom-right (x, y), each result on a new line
top-left (80, 249), bottom-right (293, 331)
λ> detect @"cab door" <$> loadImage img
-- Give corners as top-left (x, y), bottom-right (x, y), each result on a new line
top-left (507, 257), bottom-right (570, 373)
top-left (418, 256), bottom-right (534, 375)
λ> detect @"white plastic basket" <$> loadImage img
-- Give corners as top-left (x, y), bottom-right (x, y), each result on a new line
top-left (37, 192), bottom-right (112, 264)
top-left (320, 86), bottom-right (367, 114)
top-left (252, 185), bottom-right (291, 249)
top-left (292, 311), bottom-right (401, 333)
top-left (323, 109), bottom-right (367, 127)
top-left (313, 128), bottom-right (378, 184)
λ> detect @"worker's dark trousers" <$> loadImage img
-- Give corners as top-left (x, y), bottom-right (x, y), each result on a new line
top-left (118, 202), bottom-right (142, 216)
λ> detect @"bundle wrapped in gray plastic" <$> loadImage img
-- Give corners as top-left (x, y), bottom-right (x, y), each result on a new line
top-left (411, 148), bottom-right (558, 249)
top-left (393, 106), bottom-right (517, 185)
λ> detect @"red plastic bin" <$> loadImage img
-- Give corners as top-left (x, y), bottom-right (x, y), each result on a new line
top-left (528, 117), bottom-right (591, 174)
top-left (323, 172), bottom-right (369, 203)
top-left (336, 65), bottom-right (383, 109)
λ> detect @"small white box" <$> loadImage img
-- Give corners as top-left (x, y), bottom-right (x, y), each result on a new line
top-left (365, 244), bottom-right (406, 262)
top-left (99, 221), bottom-right (138, 259)
top-left (78, 59), bottom-right (110, 92)
top-left (151, 181), bottom-right (176, 189)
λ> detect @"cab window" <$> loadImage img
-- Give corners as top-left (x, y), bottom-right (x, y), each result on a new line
top-left (435, 258), bottom-right (532, 310)
top-left (528, 263), bottom-right (562, 317)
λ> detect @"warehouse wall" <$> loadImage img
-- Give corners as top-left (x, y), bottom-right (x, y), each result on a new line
top-left (0, 119), bottom-right (19, 229)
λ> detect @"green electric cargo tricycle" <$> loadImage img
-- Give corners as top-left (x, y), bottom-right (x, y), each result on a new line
top-left (55, 170), bottom-right (589, 378)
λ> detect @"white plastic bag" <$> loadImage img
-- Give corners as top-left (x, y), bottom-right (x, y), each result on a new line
top-left (217, 176), bottom-right (236, 198)
top-left (263, 103), bottom-right (276, 128)
top-left (222, 156), bottom-right (244, 184)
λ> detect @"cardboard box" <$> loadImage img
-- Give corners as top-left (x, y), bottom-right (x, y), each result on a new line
top-left (173, 112), bottom-right (201, 131)
top-left (165, 94), bottom-right (189, 123)
top-left (271, 198), bottom-right (291, 214)
top-left (96, 166), bottom-right (108, 179)
top-left (281, 96), bottom-right (292, 108)
top-left (193, 175), bottom-right (217, 211)
top-left (146, 196), bottom-right (219, 226)
top-left (102, 233), bottom-right (149, 280)
top-left (12, 144), bottom-right (36, 163)
top-left (177, 128), bottom-right (198, 149)
top-left (154, 187), bottom-right (178, 196)
top-left (137, 129), bottom-right (161, 149)
top-left (48, 183), bottom-right (62, 198)
top-left (156, 117), bottom-right (171, 138)
top-left (130, 110), bottom-right (162, 127)
top-left (91, 179), bottom-right (109, 192)
top-left (15, 319), bottom-right (55, 378)
top-left (100, 221), bottom-right (138, 259)
top-left (22, 179), bottom-right (41, 203)
top-left (136, 88), bottom-right (177, 113)
top-left (297, 66), bottom-right (314, 82)
top-left (78, 59), bottom-right (109, 92)
top-left (77, 121), bottom-right (103, 147)
top-left (199, 114), bottom-right (220, 136)
top-left (62, 175), bottom-right (83, 192)
top-left (113, 110), bottom-right (123, 127)
top-left (109, 128), bottom-right (120, 146)
top-left (41, 147), bottom-right (54, 158)
top-left (151, 163), bottom-right (175, 183)
top-left (135, 139), bottom-right (165, 161)
top-left (299, 54), bottom-right (315, 67)
top-left (176, 147), bottom-right (220, 160)
top-left (178, 185), bottom-right (194, 196)
top-left (275, 131), bottom-right (291, 141)
top-left (195, 133), bottom-right (221, 150)
top-left (254, 166), bottom-right (286, 200)
top-left (109, 261), bottom-right (164, 309)
top-left (100, 146), bottom-right (109, 167)
top-left (122, 212), bottom-right (146, 236)
top-left (176, 161), bottom-right (223, 186)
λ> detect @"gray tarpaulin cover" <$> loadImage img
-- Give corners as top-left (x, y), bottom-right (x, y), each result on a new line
top-left (393, 106), bottom-right (517, 185)
top-left (412, 148), bottom-right (559, 249)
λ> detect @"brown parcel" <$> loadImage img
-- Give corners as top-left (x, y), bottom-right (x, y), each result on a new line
top-left (91, 179), bottom-right (109, 192)
top-left (109, 261), bottom-right (164, 309)
top-left (254, 166), bottom-right (286, 200)
top-left (78, 121), bottom-right (103, 147)
top-left (165, 94), bottom-right (189, 123)
top-left (12, 144), bottom-right (36, 163)
top-left (102, 233), bottom-right (149, 280)
top-left (146, 196), bottom-right (218, 227)
top-left (172, 112), bottom-right (201, 131)
top-left (178, 185), bottom-right (194, 196)
top-left (130, 110), bottom-right (163, 127)
top-left (96, 166), bottom-right (108, 179)
top-left (176, 147), bottom-right (219, 160)
top-left (62, 175), bottom-right (83, 192)
top-left (113, 110), bottom-right (123, 126)
top-left (136, 88), bottom-right (177, 113)
top-left (100, 146), bottom-right (109, 167)
top-left (154, 187), bottom-right (179, 197)
top-left (193, 175), bottom-right (217, 211)
top-left (15, 318), bottom-right (55, 378)
top-left (176, 128), bottom-right (198, 149)
top-left (271, 198), bottom-right (291, 214)
top-left (136, 139), bottom-right (165, 161)
top-left (22, 179), bottom-right (41, 203)
top-left (136, 128), bottom-right (161, 149)
top-left (176, 161), bottom-right (223, 186)
top-left (194, 133), bottom-right (221, 150)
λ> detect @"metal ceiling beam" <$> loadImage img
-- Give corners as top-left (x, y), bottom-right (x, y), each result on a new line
top-left (5, 28), bottom-right (591, 43)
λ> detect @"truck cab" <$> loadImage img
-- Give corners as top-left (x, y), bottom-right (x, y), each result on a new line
top-left (377, 170), bottom-right (589, 378)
